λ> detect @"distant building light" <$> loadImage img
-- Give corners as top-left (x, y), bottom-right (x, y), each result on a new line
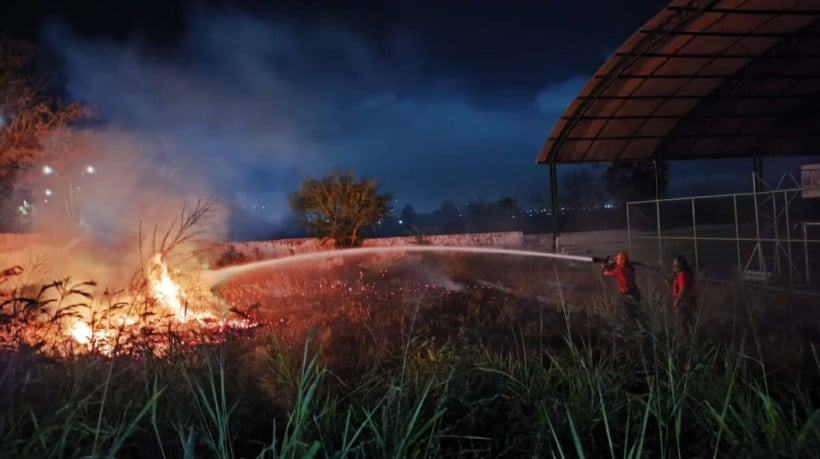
top-left (45, 189), bottom-right (53, 197)
top-left (85, 165), bottom-right (96, 174)
top-left (398, 219), bottom-right (404, 225)
top-left (42, 165), bottom-right (54, 175)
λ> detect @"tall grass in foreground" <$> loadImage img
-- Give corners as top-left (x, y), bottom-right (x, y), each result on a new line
top-left (1, 296), bottom-right (819, 457)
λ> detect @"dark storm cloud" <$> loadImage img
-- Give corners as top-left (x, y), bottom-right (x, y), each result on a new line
top-left (49, 11), bottom-right (561, 223)
top-left (534, 75), bottom-right (589, 114)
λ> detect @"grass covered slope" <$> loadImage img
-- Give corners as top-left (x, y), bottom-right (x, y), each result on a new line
top-left (1, 255), bottom-right (819, 457)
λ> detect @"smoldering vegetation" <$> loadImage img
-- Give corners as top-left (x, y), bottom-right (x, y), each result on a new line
top-left (2, 250), bottom-right (818, 458)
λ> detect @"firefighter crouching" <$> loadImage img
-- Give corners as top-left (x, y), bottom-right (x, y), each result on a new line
top-left (668, 256), bottom-right (697, 337)
top-left (601, 253), bottom-right (643, 326)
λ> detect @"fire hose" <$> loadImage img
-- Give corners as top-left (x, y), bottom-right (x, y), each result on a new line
top-left (592, 256), bottom-right (670, 283)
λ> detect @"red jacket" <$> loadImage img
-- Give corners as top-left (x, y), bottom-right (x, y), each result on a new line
top-left (672, 269), bottom-right (695, 301)
top-left (604, 264), bottom-right (636, 294)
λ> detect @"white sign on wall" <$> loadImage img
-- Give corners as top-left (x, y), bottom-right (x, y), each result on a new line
top-left (802, 164), bottom-right (820, 198)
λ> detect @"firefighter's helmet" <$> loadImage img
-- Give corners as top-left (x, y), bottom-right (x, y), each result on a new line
top-left (615, 252), bottom-right (629, 266)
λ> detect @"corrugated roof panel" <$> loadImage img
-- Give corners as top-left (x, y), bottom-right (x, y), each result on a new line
top-left (698, 57), bottom-right (751, 75)
top-left (537, 1), bottom-right (820, 164)
top-left (755, 12), bottom-right (815, 33)
top-left (613, 99), bottom-right (665, 117)
top-left (632, 77), bottom-right (691, 96)
top-left (787, 77), bottom-right (820, 94)
top-left (622, 138), bottom-right (663, 159)
top-left (570, 118), bottom-right (607, 140)
top-left (676, 77), bottom-right (725, 96)
top-left (675, 35), bottom-right (739, 56)
top-left (637, 117), bottom-right (679, 137)
top-left (597, 118), bottom-right (646, 138)
top-left (705, 12), bottom-right (772, 34)
top-left (585, 139), bottom-right (627, 161)
top-left (654, 98), bottom-right (700, 116)
top-left (678, 12), bottom-right (726, 33)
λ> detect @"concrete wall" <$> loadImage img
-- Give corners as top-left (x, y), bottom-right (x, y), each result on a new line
top-left (0, 230), bottom-right (636, 268)
top-left (202, 231), bottom-right (526, 267)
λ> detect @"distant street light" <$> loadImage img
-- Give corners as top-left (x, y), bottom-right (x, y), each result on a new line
top-left (38, 164), bottom-right (95, 218)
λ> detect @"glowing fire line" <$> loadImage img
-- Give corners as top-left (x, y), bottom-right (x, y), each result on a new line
top-left (64, 254), bottom-right (255, 352)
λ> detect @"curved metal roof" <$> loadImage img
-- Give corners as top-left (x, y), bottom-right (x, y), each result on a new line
top-left (537, 0), bottom-right (820, 164)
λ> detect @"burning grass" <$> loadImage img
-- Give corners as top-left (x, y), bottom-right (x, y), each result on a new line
top-left (1, 248), bottom-right (819, 457)
top-left (0, 202), bottom-right (259, 356)
top-left (0, 258), bottom-right (259, 356)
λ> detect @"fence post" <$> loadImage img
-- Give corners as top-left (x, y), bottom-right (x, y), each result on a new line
top-left (655, 159), bottom-right (663, 268)
top-left (784, 190), bottom-right (793, 287)
top-left (733, 194), bottom-right (741, 278)
top-left (805, 223), bottom-right (811, 287)
top-left (692, 198), bottom-right (699, 278)
top-left (752, 173), bottom-right (765, 272)
top-left (626, 202), bottom-right (632, 256)
top-left (772, 190), bottom-right (780, 274)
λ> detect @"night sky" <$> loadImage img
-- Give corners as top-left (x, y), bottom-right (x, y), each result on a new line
top-left (1, 0), bottom-right (811, 235)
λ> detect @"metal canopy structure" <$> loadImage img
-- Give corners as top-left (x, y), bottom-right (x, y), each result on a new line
top-left (537, 0), bottom-right (820, 164)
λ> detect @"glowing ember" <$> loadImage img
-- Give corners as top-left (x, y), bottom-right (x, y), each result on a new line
top-left (68, 320), bottom-right (114, 352)
top-left (69, 320), bottom-right (93, 345)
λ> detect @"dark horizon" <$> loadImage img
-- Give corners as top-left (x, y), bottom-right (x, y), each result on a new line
top-left (2, 0), bottom-right (817, 240)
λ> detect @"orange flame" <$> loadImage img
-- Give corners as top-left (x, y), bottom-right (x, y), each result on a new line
top-left (58, 254), bottom-right (256, 354)
top-left (148, 253), bottom-right (206, 321)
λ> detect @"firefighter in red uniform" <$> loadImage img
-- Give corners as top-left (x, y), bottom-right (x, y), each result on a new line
top-left (668, 255), bottom-right (696, 337)
top-left (601, 252), bottom-right (642, 326)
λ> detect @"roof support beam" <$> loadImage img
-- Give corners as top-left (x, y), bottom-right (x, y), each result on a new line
top-left (639, 30), bottom-right (820, 38)
top-left (613, 52), bottom-right (820, 59)
top-left (665, 6), bottom-right (820, 16)
top-left (578, 94), bottom-right (820, 100)
top-left (592, 74), bottom-right (820, 80)
top-left (548, 133), bottom-right (820, 142)
top-left (561, 113), bottom-right (820, 120)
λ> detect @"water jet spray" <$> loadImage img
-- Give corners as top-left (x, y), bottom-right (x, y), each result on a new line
top-left (203, 245), bottom-right (601, 290)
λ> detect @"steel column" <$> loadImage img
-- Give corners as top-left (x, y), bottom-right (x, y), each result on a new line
top-left (626, 203), bottom-right (632, 256)
top-left (549, 159), bottom-right (559, 252)
top-left (654, 160), bottom-right (663, 267)
top-left (752, 173), bottom-right (765, 272)
top-left (733, 195), bottom-right (742, 277)
top-left (805, 224), bottom-right (811, 286)
top-left (773, 192), bottom-right (780, 274)
top-left (785, 191), bottom-right (793, 287)
top-left (692, 198), bottom-right (699, 277)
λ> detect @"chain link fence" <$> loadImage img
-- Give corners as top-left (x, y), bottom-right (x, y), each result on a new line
top-left (626, 186), bottom-right (820, 291)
